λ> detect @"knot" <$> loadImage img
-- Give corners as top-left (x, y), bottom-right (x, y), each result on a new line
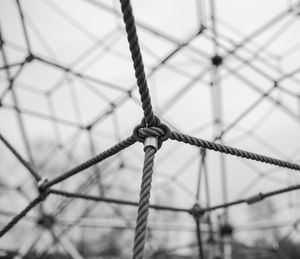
top-left (207, 234), bottom-right (216, 244)
top-left (133, 116), bottom-right (170, 149)
top-left (211, 54), bottom-right (223, 67)
top-left (138, 127), bottom-right (165, 139)
top-left (245, 192), bottom-right (264, 204)
top-left (25, 54), bottom-right (35, 63)
top-left (38, 178), bottom-right (49, 201)
top-left (37, 213), bottom-right (55, 229)
top-left (189, 203), bottom-right (204, 219)
top-left (219, 223), bottom-right (234, 237)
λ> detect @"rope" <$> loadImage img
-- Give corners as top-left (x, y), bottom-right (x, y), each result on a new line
top-left (170, 131), bottom-right (300, 171)
top-left (247, 183), bottom-right (300, 203)
top-left (0, 132), bottom-right (41, 182)
top-left (195, 218), bottom-right (204, 259)
top-left (0, 195), bottom-right (44, 237)
top-left (44, 135), bottom-right (136, 188)
top-left (119, 0), bottom-right (155, 127)
top-left (202, 183), bottom-right (300, 213)
top-left (50, 189), bottom-right (189, 213)
top-left (1, 178), bottom-right (299, 239)
top-left (133, 146), bottom-right (157, 259)
top-left (130, 117), bottom-right (170, 257)
top-left (133, 116), bottom-right (170, 149)
top-left (203, 199), bottom-right (245, 213)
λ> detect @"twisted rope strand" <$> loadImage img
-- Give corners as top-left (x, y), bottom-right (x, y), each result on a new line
top-left (49, 189), bottom-right (189, 213)
top-left (170, 131), bottom-right (300, 171)
top-left (44, 135), bottom-right (136, 188)
top-left (260, 183), bottom-right (300, 200)
top-left (0, 133), bottom-right (41, 181)
top-left (0, 196), bottom-right (42, 237)
top-left (119, 0), bottom-right (155, 126)
top-left (133, 146), bottom-right (156, 259)
top-left (202, 183), bottom-right (300, 213)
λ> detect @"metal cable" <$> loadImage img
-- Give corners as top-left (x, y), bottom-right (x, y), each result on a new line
top-left (170, 131), bottom-right (300, 171)
top-left (119, 0), bottom-right (155, 127)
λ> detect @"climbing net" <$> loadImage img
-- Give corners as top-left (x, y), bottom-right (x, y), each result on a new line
top-left (1, 0), bottom-right (300, 258)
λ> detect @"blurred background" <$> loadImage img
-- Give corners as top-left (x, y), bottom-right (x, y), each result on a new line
top-left (1, 0), bottom-right (300, 258)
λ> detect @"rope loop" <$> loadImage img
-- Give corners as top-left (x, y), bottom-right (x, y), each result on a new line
top-left (133, 116), bottom-right (170, 149)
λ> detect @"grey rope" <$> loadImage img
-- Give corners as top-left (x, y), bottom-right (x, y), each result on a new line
top-left (49, 189), bottom-right (189, 213)
top-left (44, 135), bottom-right (137, 188)
top-left (3, 1), bottom-right (300, 254)
top-left (246, 183), bottom-right (300, 204)
top-left (2, 177), bottom-right (299, 238)
top-left (119, 0), bottom-right (155, 126)
top-left (133, 146), bottom-right (157, 259)
top-left (170, 131), bottom-right (300, 171)
top-left (0, 194), bottom-right (46, 237)
top-left (201, 182), bottom-right (300, 213)
top-left (130, 117), bottom-right (170, 258)
top-left (0, 132), bottom-right (41, 181)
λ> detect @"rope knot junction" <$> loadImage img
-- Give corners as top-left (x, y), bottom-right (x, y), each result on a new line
top-left (189, 203), bottom-right (204, 219)
top-left (37, 178), bottom-right (49, 201)
top-left (220, 223), bottom-right (234, 237)
top-left (133, 116), bottom-right (170, 149)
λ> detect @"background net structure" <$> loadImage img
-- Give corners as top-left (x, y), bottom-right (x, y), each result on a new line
top-left (1, 0), bottom-right (300, 258)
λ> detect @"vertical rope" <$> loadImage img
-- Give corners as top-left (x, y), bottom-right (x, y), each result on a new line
top-left (119, 0), bottom-right (155, 127)
top-left (132, 146), bottom-right (157, 259)
top-left (195, 218), bottom-right (204, 259)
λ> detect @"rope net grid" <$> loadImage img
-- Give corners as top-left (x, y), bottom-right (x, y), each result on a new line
top-left (1, 0), bottom-right (300, 258)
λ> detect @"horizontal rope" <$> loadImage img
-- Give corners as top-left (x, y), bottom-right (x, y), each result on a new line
top-left (49, 189), bottom-right (189, 213)
top-left (44, 135), bottom-right (137, 188)
top-left (170, 131), bottom-right (300, 171)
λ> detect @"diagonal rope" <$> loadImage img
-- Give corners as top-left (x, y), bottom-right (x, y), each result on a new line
top-left (119, 0), bottom-right (155, 127)
top-left (44, 135), bottom-right (136, 188)
top-left (0, 132), bottom-right (41, 182)
top-left (132, 146), bottom-right (157, 259)
top-left (201, 182), bottom-right (300, 213)
top-left (0, 195), bottom-right (44, 238)
top-left (170, 131), bottom-right (300, 171)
